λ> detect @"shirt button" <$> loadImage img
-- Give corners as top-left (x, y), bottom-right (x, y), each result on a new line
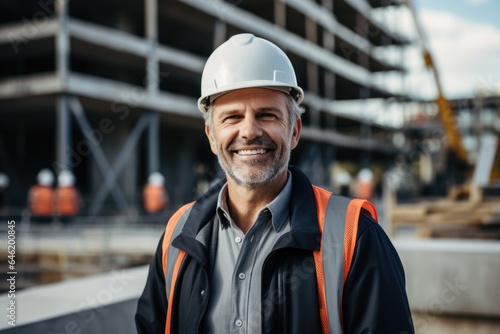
top-left (200, 290), bottom-right (206, 296)
top-left (235, 236), bottom-right (242, 243)
top-left (238, 272), bottom-right (246, 280)
top-left (235, 319), bottom-right (243, 327)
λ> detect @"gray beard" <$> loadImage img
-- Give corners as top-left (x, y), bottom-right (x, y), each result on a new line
top-left (217, 152), bottom-right (290, 189)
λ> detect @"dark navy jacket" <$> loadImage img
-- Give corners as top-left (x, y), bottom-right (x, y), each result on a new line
top-left (136, 167), bottom-right (414, 333)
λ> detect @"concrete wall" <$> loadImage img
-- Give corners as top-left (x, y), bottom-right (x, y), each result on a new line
top-left (394, 238), bottom-right (500, 318)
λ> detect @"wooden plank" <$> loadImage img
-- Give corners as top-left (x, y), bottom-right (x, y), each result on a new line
top-left (389, 196), bottom-right (500, 239)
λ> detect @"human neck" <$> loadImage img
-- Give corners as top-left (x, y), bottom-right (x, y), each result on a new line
top-left (225, 173), bottom-right (287, 234)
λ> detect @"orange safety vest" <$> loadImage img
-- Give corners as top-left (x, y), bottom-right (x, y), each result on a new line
top-left (29, 185), bottom-right (55, 216)
top-left (161, 188), bottom-right (378, 334)
top-left (56, 186), bottom-right (80, 217)
top-left (355, 180), bottom-right (374, 200)
top-left (143, 184), bottom-right (168, 214)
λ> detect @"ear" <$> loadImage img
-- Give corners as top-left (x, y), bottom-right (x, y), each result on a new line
top-left (290, 117), bottom-right (302, 150)
top-left (205, 123), bottom-right (218, 155)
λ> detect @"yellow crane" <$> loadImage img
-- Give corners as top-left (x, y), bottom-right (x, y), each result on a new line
top-left (387, 1), bottom-right (500, 238)
top-left (405, 0), bottom-right (500, 196)
top-left (404, 0), bottom-right (469, 164)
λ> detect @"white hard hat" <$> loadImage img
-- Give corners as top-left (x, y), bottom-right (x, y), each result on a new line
top-left (358, 168), bottom-right (374, 182)
top-left (0, 173), bottom-right (9, 188)
top-left (148, 172), bottom-right (165, 186)
top-left (37, 169), bottom-right (54, 186)
top-left (58, 170), bottom-right (75, 187)
top-left (198, 33), bottom-right (304, 113)
top-left (337, 171), bottom-right (352, 185)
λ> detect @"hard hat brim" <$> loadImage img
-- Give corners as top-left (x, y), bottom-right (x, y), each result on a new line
top-left (198, 82), bottom-right (303, 113)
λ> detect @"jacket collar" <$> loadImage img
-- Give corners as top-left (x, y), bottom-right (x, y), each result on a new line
top-left (274, 166), bottom-right (321, 252)
top-left (172, 167), bottom-right (322, 265)
top-left (216, 171), bottom-right (292, 233)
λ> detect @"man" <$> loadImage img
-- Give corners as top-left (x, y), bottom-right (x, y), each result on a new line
top-left (136, 33), bottom-right (414, 333)
top-left (143, 172), bottom-right (169, 214)
top-left (355, 168), bottom-right (375, 200)
top-left (55, 170), bottom-right (82, 222)
top-left (28, 168), bottom-right (55, 223)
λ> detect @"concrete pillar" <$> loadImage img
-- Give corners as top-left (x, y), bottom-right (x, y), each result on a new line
top-left (56, 94), bottom-right (71, 173)
top-left (147, 111), bottom-right (160, 175)
top-left (274, 0), bottom-right (286, 28)
top-left (55, 0), bottom-right (69, 84)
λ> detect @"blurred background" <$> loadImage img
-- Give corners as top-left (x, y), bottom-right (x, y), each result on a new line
top-left (0, 0), bottom-right (499, 333)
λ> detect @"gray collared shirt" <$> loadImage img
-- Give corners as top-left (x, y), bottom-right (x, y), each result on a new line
top-left (203, 172), bottom-right (293, 334)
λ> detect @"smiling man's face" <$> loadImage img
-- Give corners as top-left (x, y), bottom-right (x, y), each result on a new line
top-left (205, 88), bottom-right (301, 188)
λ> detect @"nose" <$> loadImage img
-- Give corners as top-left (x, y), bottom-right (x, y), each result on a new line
top-left (239, 114), bottom-right (262, 140)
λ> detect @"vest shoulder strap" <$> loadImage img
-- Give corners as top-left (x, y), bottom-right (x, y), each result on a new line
top-left (342, 198), bottom-right (378, 284)
top-left (161, 202), bottom-right (194, 334)
top-left (162, 202), bottom-right (193, 290)
top-left (312, 187), bottom-right (378, 334)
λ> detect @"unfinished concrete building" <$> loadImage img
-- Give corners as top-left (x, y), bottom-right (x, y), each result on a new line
top-left (0, 0), bottom-right (410, 218)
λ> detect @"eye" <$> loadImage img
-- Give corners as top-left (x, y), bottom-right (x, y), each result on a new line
top-left (222, 114), bottom-right (242, 123)
top-left (258, 112), bottom-right (279, 121)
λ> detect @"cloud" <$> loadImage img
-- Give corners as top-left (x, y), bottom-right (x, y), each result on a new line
top-left (464, 0), bottom-right (490, 6)
top-left (409, 8), bottom-right (500, 98)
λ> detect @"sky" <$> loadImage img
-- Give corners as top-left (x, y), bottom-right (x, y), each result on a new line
top-left (403, 0), bottom-right (500, 99)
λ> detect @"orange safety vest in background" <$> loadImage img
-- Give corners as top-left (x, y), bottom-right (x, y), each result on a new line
top-left (29, 185), bottom-right (55, 216)
top-left (56, 186), bottom-right (80, 217)
top-left (355, 180), bottom-right (374, 200)
top-left (143, 184), bottom-right (168, 214)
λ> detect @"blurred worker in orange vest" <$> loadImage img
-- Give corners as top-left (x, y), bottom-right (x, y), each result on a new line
top-left (56, 170), bottom-right (82, 222)
top-left (143, 172), bottom-right (169, 214)
top-left (337, 169), bottom-right (352, 197)
top-left (28, 168), bottom-right (55, 223)
top-left (0, 172), bottom-right (9, 214)
top-left (355, 168), bottom-right (375, 200)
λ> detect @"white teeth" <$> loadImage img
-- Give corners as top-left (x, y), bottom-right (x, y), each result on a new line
top-left (237, 149), bottom-right (267, 155)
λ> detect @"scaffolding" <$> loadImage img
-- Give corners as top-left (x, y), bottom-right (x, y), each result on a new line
top-left (0, 0), bottom-right (411, 216)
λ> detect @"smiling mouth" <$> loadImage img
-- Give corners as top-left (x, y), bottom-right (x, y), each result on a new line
top-left (236, 149), bottom-right (268, 155)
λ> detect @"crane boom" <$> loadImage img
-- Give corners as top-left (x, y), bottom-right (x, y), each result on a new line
top-left (405, 0), bottom-right (469, 163)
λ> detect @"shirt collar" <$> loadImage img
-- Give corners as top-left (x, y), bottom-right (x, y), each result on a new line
top-left (216, 171), bottom-right (292, 232)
